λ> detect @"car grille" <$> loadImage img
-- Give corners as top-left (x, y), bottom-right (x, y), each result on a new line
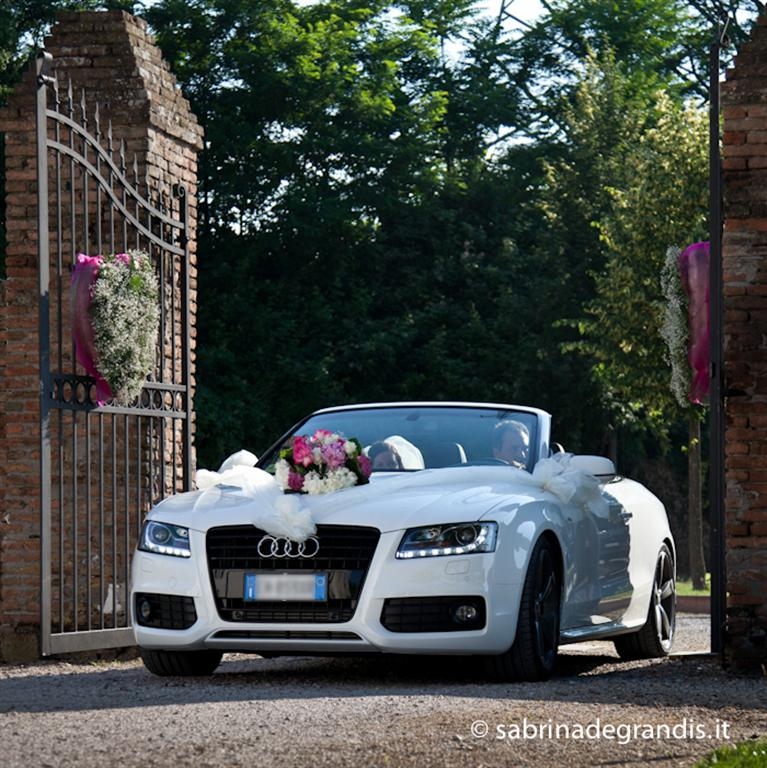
top-left (381, 596), bottom-right (487, 632)
top-left (206, 524), bottom-right (380, 623)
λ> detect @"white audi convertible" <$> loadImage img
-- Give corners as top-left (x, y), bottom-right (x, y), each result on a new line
top-left (130, 402), bottom-right (676, 680)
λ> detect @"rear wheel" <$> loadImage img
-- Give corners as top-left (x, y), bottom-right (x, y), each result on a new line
top-left (486, 536), bottom-right (561, 682)
top-left (614, 543), bottom-right (676, 660)
top-left (139, 648), bottom-right (223, 677)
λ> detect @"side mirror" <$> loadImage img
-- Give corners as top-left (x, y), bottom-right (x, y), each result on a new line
top-left (570, 455), bottom-right (616, 481)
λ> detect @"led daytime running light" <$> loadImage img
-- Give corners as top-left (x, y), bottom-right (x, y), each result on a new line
top-left (138, 521), bottom-right (192, 559)
top-left (396, 522), bottom-right (497, 559)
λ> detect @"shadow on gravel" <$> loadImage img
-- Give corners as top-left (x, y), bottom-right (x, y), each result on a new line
top-left (1, 653), bottom-right (763, 715)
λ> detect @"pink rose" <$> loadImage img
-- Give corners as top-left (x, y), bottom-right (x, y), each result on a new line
top-left (292, 436), bottom-right (313, 467)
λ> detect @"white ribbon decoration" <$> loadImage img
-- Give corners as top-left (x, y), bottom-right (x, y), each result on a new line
top-left (195, 453), bottom-right (316, 541)
top-left (193, 450), bottom-right (608, 542)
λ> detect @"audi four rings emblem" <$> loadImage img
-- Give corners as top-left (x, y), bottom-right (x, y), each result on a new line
top-left (257, 535), bottom-right (320, 558)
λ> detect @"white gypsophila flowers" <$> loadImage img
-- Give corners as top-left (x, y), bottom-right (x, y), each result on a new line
top-left (660, 245), bottom-right (690, 407)
top-left (90, 250), bottom-right (160, 404)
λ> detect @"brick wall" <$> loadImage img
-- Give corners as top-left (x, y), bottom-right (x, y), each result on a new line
top-left (721, 14), bottom-right (767, 672)
top-left (0, 10), bottom-right (202, 662)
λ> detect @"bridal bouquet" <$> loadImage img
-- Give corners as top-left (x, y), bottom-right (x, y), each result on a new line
top-left (274, 430), bottom-right (372, 495)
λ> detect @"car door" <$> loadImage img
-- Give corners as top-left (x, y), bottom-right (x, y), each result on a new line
top-left (592, 491), bottom-right (633, 621)
top-left (562, 489), bottom-right (632, 627)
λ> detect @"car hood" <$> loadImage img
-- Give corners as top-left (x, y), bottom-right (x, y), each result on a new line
top-left (147, 466), bottom-right (545, 534)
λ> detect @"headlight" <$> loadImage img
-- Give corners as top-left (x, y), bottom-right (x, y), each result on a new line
top-left (138, 520), bottom-right (191, 558)
top-left (396, 522), bottom-right (498, 559)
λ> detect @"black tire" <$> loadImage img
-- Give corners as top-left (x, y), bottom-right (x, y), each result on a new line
top-left (614, 543), bottom-right (676, 660)
top-left (139, 647), bottom-right (223, 677)
top-left (486, 536), bottom-right (561, 682)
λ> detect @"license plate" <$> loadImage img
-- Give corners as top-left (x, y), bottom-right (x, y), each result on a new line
top-left (244, 573), bottom-right (327, 602)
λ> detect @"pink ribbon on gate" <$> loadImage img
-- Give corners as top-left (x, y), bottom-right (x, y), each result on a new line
top-left (71, 253), bottom-right (113, 404)
top-left (678, 242), bottom-right (710, 405)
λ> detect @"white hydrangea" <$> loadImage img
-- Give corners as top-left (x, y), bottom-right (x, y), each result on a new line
top-left (302, 467), bottom-right (357, 495)
top-left (302, 471), bottom-right (323, 495)
top-left (327, 467), bottom-right (357, 491)
top-left (273, 459), bottom-right (291, 488)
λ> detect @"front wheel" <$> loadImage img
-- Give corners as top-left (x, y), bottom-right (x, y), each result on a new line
top-left (139, 647), bottom-right (223, 677)
top-left (614, 543), bottom-right (676, 660)
top-left (486, 536), bottom-right (561, 682)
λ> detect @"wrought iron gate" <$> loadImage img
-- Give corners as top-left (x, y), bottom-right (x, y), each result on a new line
top-left (35, 52), bottom-right (193, 654)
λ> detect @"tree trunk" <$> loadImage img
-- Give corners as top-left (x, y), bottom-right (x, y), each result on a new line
top-left (688, 412), bottom-right (707, 590)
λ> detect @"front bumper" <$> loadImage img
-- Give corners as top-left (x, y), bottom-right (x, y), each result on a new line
top-left (131, 524), bottom-right (522, 656)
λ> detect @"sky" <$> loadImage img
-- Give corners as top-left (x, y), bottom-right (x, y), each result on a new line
top-left (495, 0), bottom-right (544, 27)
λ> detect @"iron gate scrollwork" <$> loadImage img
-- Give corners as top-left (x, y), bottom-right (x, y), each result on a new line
top-left (35, 52), bottom-right (194, 654)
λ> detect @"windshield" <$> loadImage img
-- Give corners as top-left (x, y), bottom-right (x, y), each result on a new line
top-left (258, 405), bottom-right (541, 472)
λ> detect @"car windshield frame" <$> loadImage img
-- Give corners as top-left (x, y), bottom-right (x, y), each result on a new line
top-left (257, 403), bottom-right (544, 473)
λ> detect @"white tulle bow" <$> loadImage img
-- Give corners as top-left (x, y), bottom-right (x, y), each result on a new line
top-left (194, 452), bottom-right (316, 541)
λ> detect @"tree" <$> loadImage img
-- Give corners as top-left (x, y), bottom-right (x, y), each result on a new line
top-left (137, 0), bottom-right (743, 476)
top-left (563, 60), bottom-right (709, 582)
top-left (510, 0), bottom-right (757, 126)
top-left (581, 89), bottom-right (709, 437)
top-left (146, 0), bottom-right (505, 464)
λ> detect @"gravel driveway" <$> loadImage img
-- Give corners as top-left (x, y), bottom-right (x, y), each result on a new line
top-left (1, 615), bottom-right (764, 768)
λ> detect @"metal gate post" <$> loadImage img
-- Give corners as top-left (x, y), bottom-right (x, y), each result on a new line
top-left (708, 17), bottom-right (728, 659)
top-left (36, 52), bottom-right (55, 656)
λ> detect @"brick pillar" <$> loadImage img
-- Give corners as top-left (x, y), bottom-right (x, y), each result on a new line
top-left (0, 10), bottom-right (202, 662)
top-left (721, 13), bottom-right (767, 673)
top-left (0, 74), bottom-right (40, 658)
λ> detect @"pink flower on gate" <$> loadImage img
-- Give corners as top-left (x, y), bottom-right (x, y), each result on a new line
top-left (71, 253), bottom-right (113, 404)
top-left (292, 435), bottom-right (313, 467)
top-left (678, 242), bottom-right (710, 405)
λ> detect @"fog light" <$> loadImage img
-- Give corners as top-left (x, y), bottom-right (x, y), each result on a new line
top-left (453, 604), bottom-right (478, 623)
top-left (138, 598), bottom-right (152, 622)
